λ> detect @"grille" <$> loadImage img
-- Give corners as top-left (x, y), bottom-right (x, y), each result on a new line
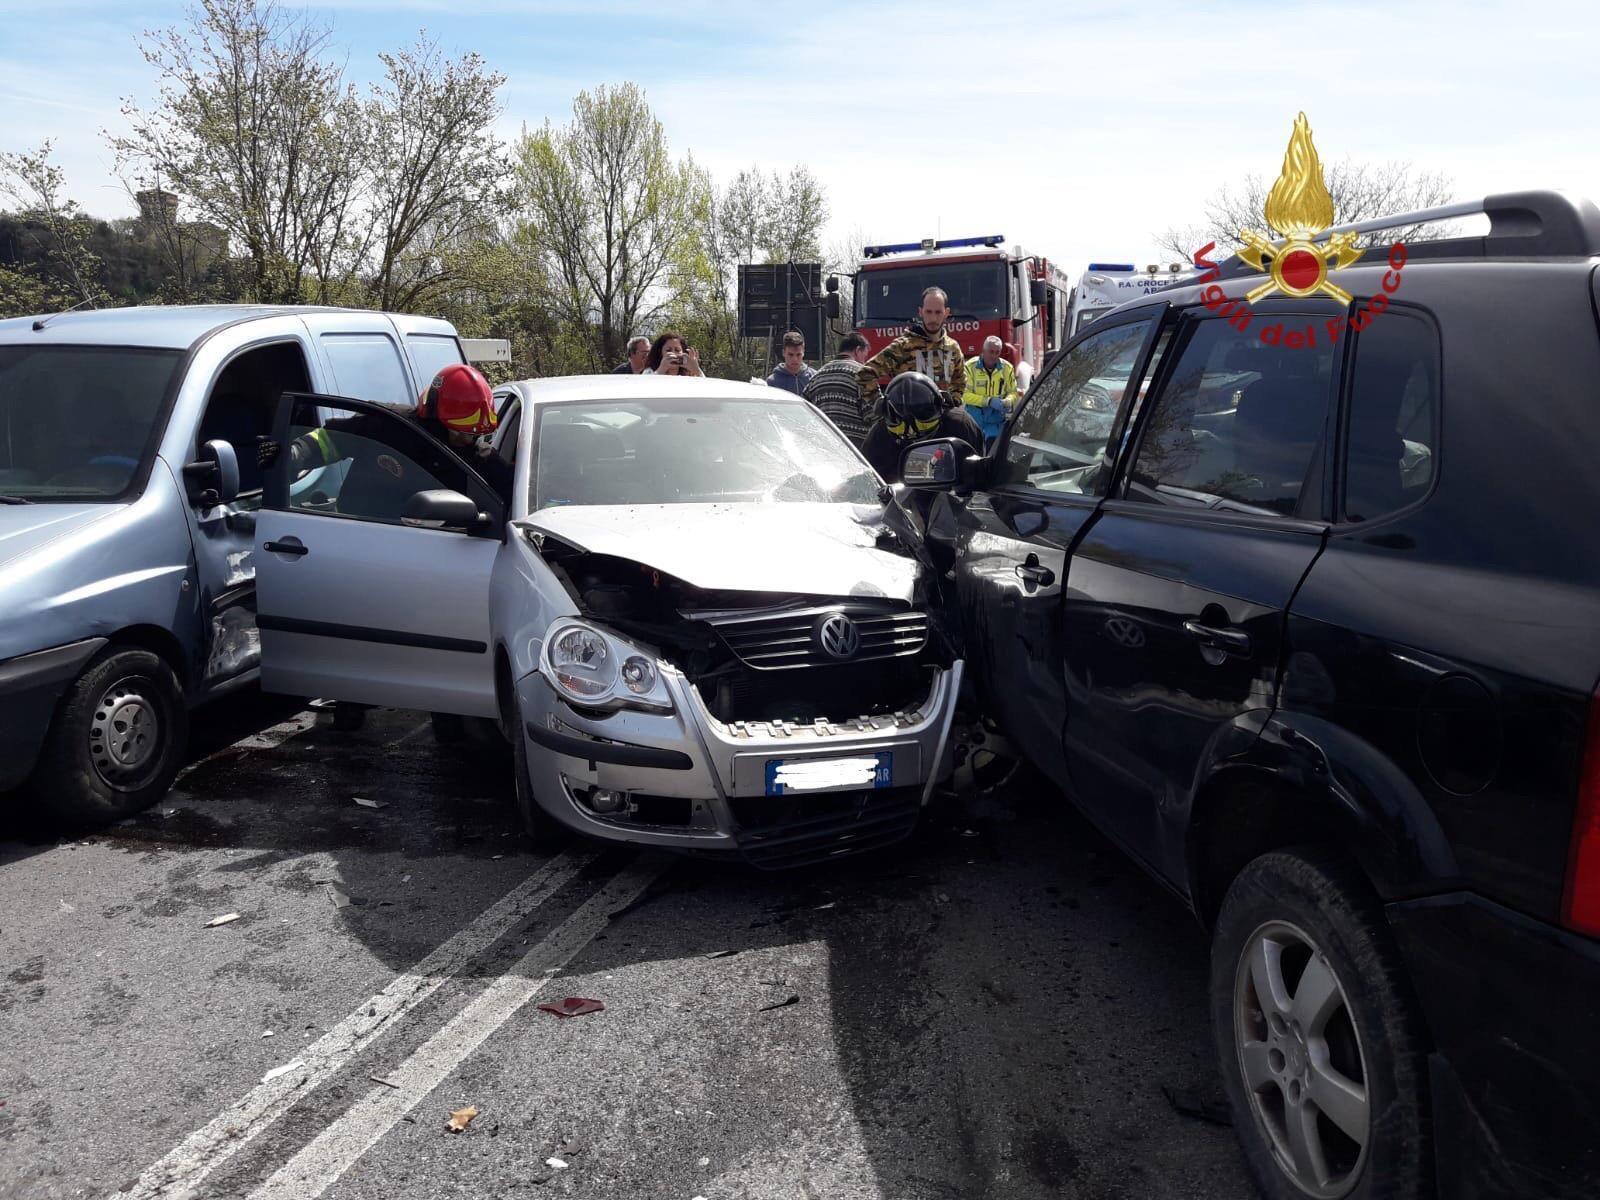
top-left (705, 605), bottom-right (928, 671)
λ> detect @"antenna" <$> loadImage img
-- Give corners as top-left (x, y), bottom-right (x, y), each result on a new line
top-left (32, 296), bottom-right (98, 332)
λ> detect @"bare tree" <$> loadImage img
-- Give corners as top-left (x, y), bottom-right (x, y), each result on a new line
top-left (366, 37), bottom-right (507, 312)
top-left (111, 0), bottom-right (369, 303)
top-left (0, 142), bottom-right (105, 308)
top-left (515, 83), bottom-right (702, 369)
top-left (1157, 160), bottom-right (1456, 261)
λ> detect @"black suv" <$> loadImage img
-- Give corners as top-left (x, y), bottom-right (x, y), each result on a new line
top-left (907, 192), bottom-right (1600, 1200)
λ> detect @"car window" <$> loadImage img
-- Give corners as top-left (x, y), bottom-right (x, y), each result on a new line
top-left (0, 345), bottom-right (181, 502)
top-left (1123, 316), bottom-right (1336, 517)
top-left (406, 334), bottom-right (466, 391)
top-left (282, 396), bottom-right (478, 525)
top-left (995, 317), bottom-right (1155, 496)
top-left (319, 333), bottom-right (414, 408)
top-left (196, 341), bottom-right (312, 509)
top-left (1342, 312), bottom-right (1438, 522)
top-left (532, 396), bottom-right (878, 510)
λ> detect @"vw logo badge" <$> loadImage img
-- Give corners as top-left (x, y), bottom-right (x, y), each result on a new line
top-left (816, 613), bottom-right (861, 661)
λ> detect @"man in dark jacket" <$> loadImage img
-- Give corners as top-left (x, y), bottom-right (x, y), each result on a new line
top-left (862, 372), bottom-right (983, 483)
top-left (611, 336), bottom-right (649, 374)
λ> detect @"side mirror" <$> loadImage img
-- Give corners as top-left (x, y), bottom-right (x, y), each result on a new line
top-left (901, 438), bottom-right (978, 491)
top-left (825, 292), bottom-right (841, 319)
top-left (1029, 279), bottom-right (1048, 307)
top-left (402, 488), bottom-right (483, 532)
top-left (825, 274), bottom-right (840, 293)
top-left (183, 438), bottom-right (240, 506)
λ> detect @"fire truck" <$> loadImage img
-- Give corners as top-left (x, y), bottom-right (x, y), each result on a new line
top-left (1066, 261), bottom-right (1194, 336)
top-left (828, 235), bottom-right (1074, 383)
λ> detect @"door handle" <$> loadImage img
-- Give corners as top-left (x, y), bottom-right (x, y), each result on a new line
top-left (1182, 620), bottom-right (1250, 654)
top-left (263, 538), bottom-right (309, 558)
top-left (1014, 554), bottom-right (1055, 588)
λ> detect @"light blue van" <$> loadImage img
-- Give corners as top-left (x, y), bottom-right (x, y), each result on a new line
top-left (0, 305), bottom-right (472, 823)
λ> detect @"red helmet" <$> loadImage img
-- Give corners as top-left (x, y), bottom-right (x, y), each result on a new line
top-left (419, 363), bottom-right (496, 436)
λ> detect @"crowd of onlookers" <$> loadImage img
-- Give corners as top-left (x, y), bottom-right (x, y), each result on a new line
top-left (611, 283), bottom-right (1023, 483)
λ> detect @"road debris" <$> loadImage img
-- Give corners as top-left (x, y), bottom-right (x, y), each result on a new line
top-left (261, 1060), bottom-right (304, 1084)
top-left (370, 1075), bottom-right (401, 1089)
top-left (261, 1030), bottom-right (274, 1039)
top-left (538, 997), bottom-right (605, 1018)
top-left (1161, 1085), bottom-right (1232, 1127)
top-left (704, 949), bottom-right (738, 959)
top-left (204, 912), bottom-right (241, 927)
top-left (58, 899), bottom-right (75, 914)
top-left (758, 994), bottom-right (800, 1012)
top-left (545, 1157), bottom-right (569, 1170)
top-left (352, 796), bottom-right (387, 810)
top-left (446, 1105), bottom-right (479, 1132)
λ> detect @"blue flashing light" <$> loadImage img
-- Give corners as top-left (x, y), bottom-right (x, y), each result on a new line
top-left (863, 234), bottom-right (1006, 259)
top-left (1086, 262), bottom-right (1137, 272)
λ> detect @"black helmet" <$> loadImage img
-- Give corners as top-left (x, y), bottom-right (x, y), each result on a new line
top-left (883, 372), bottom-right (943, 437)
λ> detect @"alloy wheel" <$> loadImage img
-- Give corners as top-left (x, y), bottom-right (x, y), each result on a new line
top-left (1233, 919), bottom-right (1371, 1197)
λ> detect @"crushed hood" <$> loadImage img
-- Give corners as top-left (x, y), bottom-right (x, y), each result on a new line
top-left (518, 502), bottom-right (920, 602)
top-left (0, 503), bottom-right (121, 575)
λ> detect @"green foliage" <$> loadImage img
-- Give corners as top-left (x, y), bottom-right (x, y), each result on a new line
top-left (0, 8), bottom-right (832, 373)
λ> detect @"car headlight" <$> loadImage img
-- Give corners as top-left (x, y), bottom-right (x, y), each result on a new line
top-left (542, 620), bottom-right (672, 712)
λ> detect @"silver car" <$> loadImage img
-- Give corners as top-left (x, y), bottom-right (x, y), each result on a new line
top-left (254, 375), bottom-right (964, 866)
top-left (0, 304), bottom-right (473, 823)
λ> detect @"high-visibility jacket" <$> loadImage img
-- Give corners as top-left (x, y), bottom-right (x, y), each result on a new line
top-left (962, 356), bottom-right (1017, 441)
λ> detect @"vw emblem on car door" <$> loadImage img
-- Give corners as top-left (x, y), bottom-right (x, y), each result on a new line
top-left (1103, 616), bottom-right (1145, 649)
top-left (816, 613), bottom-right (861, 661)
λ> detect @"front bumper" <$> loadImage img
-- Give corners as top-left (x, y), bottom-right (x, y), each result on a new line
top-left (1387, 891), bottom-right (1600, 1199)
top-left (516, 659), bottom-right (963, 865)
top-left (0, 637), bottom-right (106, 791)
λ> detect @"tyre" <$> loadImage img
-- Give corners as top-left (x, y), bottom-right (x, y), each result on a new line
top-left (25, 647), bottom-right (188, 827)
top-left (1210, 849), bottom-right (1431, 1200)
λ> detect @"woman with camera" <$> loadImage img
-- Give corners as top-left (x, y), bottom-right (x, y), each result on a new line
top-left (643, 331), bottom-right (703, 376)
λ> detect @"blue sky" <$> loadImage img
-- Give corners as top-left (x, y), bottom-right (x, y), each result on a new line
top-left (4, 0), bottom-right (1599, 275)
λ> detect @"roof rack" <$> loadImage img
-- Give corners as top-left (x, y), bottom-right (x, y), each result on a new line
top-left (1207, 190), bottom-right (1600, 280)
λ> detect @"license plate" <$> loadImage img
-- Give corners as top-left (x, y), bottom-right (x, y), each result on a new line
top-left (764, 752), bottom-right (893, 796)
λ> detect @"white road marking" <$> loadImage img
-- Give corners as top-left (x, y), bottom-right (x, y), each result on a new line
top-left (175, 711), bottom-right (318, 782)
top-left (116, 850), bottom-right (597, 1200)
top-left (247, 855), bottom-right (667, 1200)
top-left (384, 718), bottom-right (432, 749)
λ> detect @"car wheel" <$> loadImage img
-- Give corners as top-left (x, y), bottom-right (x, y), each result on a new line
top-left (1211, 849), bottom-right (1431, 1200)
top-left (25, 647), bottom-right (188, 827)
top-left (505, 694), bottom-right (561, 848)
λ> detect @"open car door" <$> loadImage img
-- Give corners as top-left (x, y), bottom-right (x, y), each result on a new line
top-left (254, 392), bottom-right (504, 717)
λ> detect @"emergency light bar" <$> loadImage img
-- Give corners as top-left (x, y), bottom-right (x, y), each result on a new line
top-left (1086, 262), bottom-right (1136, 272)
top-left (863, 234), bottom-right (1005, 258)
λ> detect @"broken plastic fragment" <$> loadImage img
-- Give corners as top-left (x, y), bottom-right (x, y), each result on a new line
top-left (205, 912), bottom-right (241, 927)
top-left (353, 797), bottom-right (387, 810)
top-left (704, 949), bottom-right (738, 959)
top-left (545, 1157), bottom-right (568, 1170)
top-left (538, 997), bottom-right (605, 1018)
top-left (261, 1060), bottom-right (304, 1084)
top-left (446, 1105), bottom-right (478, 1132)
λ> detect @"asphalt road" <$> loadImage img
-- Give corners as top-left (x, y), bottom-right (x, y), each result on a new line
top-left (1, 698), bottom-right (1253, 1200)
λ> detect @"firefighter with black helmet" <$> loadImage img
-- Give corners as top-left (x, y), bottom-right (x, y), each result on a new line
top-left (862, 371), bottom-right (984, 484)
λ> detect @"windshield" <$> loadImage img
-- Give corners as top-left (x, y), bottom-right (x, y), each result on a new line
top-left (531, 395), bottom-right (881, 511)
top-left (0, 345), bottom-right (181, 502)
top-left (855, 260), bottom-right (1008, 324)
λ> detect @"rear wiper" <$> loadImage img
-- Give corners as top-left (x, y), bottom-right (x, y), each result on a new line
top-left (0, 495), bottom-right (34, 505)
